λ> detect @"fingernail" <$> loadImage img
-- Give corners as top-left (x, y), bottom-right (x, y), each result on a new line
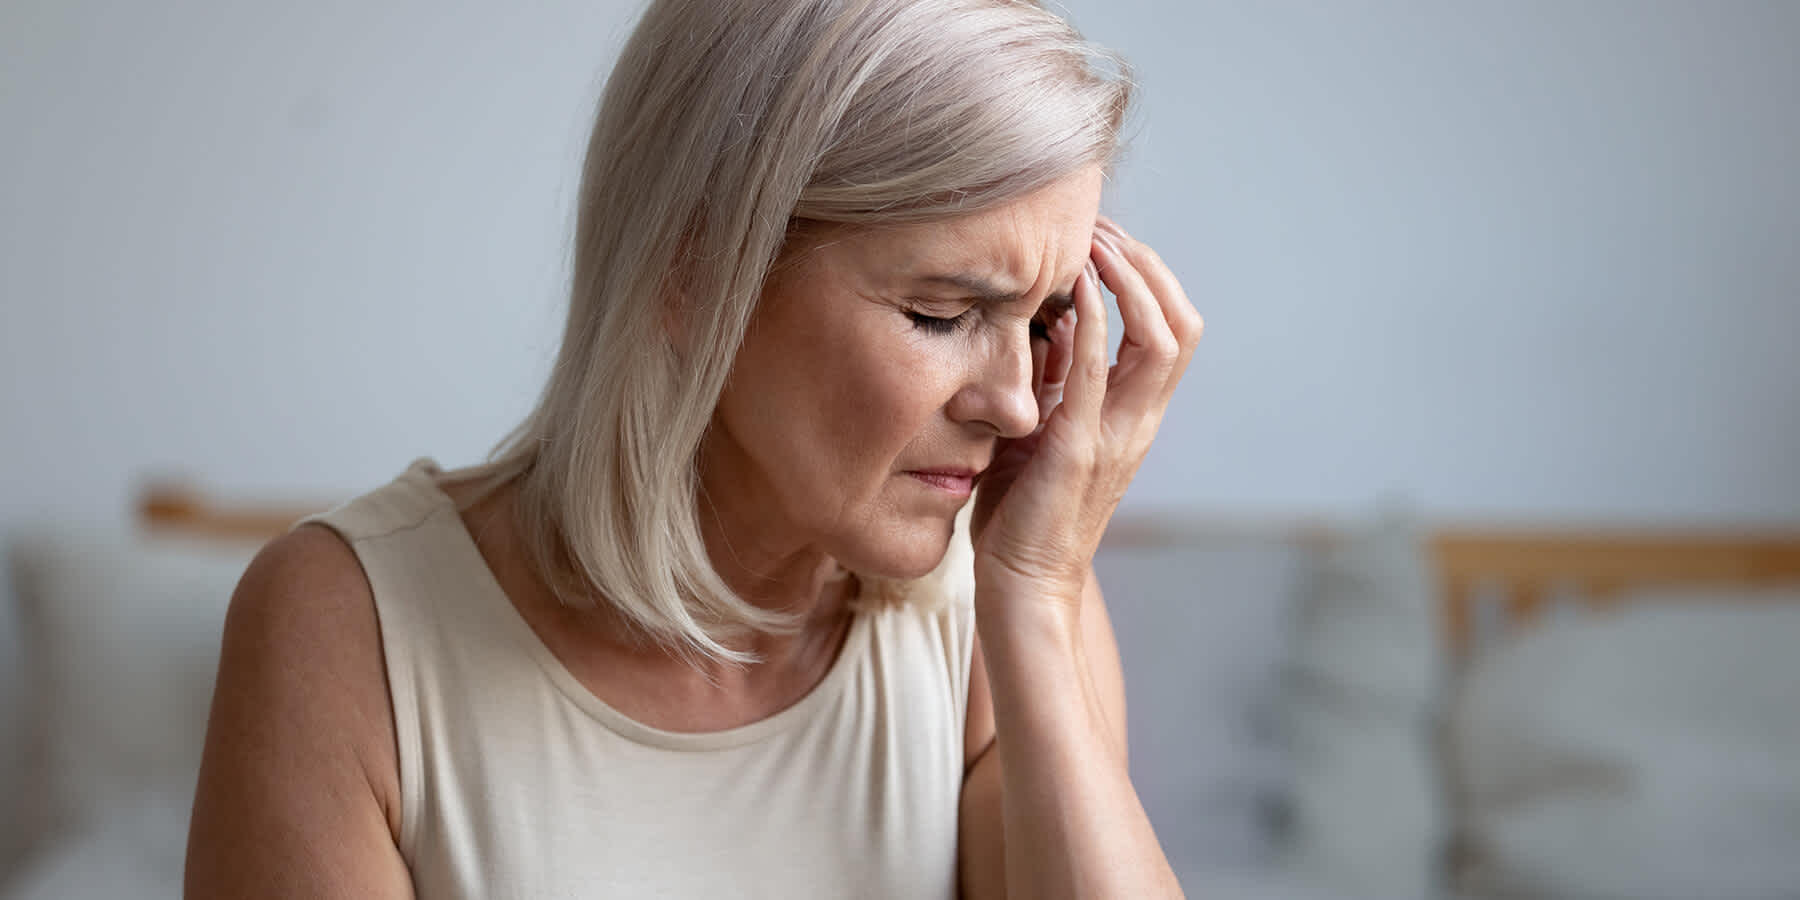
top-left (1094, 231), bottom-right (1123, 257)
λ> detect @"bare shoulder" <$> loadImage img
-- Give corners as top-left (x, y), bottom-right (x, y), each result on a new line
top-left (223, 525), bottom-right (382, 659)
top-left (185, 524), bottom-right (414, 899)
top-left (214, 526), bottom-right (391, 754)
top-left (244, 521), bottom-right (373, 601)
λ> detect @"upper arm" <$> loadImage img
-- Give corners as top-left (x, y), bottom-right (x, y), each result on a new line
top-left (958, 565), bottom-right (1127, 899)
top-left (184, 525), bottom-right (415, 899)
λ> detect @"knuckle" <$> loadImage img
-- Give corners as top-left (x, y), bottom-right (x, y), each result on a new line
top-left (1069, 439), bottom-right (1101, 472)
top-left (1149, 330), bottom-right (1181, 361)
top-left (1081, 356), bottom-right (1110, 384)
top-left (1174, 309), bottom-right (1205, 346)
top-left (1141, 344), bottom-right (1178, 378)
top-left (1048, 431), bottom-right (1099, 472)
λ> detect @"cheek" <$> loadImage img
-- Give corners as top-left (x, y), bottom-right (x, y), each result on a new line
top-left (831, 340), bottom-right (948, 465)
top-left (725, 333), bottom-right (917, 487)
top-left (731, 296), bottom-right (970, 504)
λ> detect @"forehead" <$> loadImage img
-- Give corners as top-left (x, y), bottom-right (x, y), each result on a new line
top-left (818, 167), bottom-right (1104, 297)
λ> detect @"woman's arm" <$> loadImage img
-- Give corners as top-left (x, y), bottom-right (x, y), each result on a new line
top-left (958, 566), bottom-right (1147, 898)
top-left (959, 217), bottom-right (1201, 898)
top-left (185, 526), bottom-right (416, 899)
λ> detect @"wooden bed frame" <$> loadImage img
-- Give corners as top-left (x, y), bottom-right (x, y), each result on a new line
top-left (139, 483), bottom-right (321, 542)
top-left (1431, 528), bottom-right (1800, 662)
top-left (140, 483), bottom-right (1800, 666)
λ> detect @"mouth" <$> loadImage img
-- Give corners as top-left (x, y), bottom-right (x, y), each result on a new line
top-left (903, 467), bottom-right (983, 499)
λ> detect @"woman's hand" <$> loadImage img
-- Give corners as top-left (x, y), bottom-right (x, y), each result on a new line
top-left (969, 217), bottom-right (1203, 621)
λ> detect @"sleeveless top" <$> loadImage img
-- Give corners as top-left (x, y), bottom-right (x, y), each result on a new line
top-left (301, 459), bottom-right (979, 899)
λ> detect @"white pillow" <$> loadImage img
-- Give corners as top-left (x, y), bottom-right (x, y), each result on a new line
top-left (7, 529), bottom-right (257, 853)
top-left (1094, 534), bottom-right (1310, 870)
top-left (0, 572), bottom-right (27, 875)
top-left (1447, 593), bottom-right (1800, 900)
top-left (1277, 508), bottom-right (1444, 900)
top-left (0, 783), bottom-right (191, 900)
top-left (1173, 862), bottom-right (1380, 900)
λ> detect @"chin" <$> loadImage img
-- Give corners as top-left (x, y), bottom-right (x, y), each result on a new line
top-left (841, 511), bottom-right (960, 580)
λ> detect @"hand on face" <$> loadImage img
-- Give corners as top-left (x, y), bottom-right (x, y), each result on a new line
top-left (968, 217), bottom-right (1203, 613)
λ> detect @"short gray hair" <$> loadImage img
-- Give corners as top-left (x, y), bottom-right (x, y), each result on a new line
top-left (466, 0), bottom-right (1133, 665)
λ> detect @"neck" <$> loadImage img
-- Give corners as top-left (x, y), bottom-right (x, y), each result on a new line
top-left (693, 434), bottom-right (860, 666)
top-left (697, 493), bottom-right (854, 653)
top-left (454, 471), bottom-right (851, 682)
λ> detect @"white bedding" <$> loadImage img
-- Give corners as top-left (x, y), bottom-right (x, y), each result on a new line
top-left (1176, 864), bottom-right (1382, 899)
top-left (0, 787), bottom-right (190, 900)
top-left (1447, 593), bottom-right (1800, 899)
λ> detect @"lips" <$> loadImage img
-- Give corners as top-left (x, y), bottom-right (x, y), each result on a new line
top-left (904, 467), bottom-right (983, 498)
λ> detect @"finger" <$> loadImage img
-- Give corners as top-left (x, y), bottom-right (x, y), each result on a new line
top-left (1030, 330), bottom-right (1049, 394)
top-left (1037, 310), bottom-right (1075, 425)
top-left (1050, 306), bottom-right (1077, 384)
top-left (1029, 327), bottom-right (1055, 431)
top-left (1091, 229), bottom-right (1179, 419)
top-left (1054, 260), bottom-right (1108, 430)
top-left (1098, 218), bottom-right (1204, 382)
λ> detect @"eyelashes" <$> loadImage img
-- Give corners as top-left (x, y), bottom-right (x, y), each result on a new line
top-left (905, 309), bottom-right (1062, 340)
top-left (906, 310), bottom-right (969, 336)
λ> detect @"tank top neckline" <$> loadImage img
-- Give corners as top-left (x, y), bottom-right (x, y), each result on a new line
top-left (401, 458), bottom-right (873, 753)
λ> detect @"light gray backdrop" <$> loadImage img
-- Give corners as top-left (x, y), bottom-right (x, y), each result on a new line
top-left (4, 0), bottom-right (1797, 528)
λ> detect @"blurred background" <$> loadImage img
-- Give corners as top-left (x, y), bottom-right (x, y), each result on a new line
top-left (2, 1), bottom-right (1797, 898)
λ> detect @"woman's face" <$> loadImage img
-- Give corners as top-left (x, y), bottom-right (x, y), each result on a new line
top-left (701, 166), bottom-right (1105, 579)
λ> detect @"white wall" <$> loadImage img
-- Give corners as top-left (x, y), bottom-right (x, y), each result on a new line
top-left (1077, 1), bottom-right (1800, 525)
top-left (4, 0), bottom-right (1797, 530)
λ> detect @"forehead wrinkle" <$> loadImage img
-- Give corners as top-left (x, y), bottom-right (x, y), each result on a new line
top-left (906, 215), bottom-right (1084, 315)
top-left (908, 271), bottom-right (1076, 320)
top-left (849, 166), bottom-right (1101, 314)
top-left (1019, 185), bottom-right (1095, 315)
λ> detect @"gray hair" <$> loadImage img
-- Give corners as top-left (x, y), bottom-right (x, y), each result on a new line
top-left (464, 0), bottom-right (1133, 665)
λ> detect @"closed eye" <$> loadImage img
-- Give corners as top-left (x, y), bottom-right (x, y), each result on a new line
top-left (906, 310), bottom-right (973, 335)
top-left (908, 303), bottom-right (1068, 339)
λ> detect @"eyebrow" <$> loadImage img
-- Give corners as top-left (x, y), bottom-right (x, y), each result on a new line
top-left (913, 272), bottom-right (1075, 316)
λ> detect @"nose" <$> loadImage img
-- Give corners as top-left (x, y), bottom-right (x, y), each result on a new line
top-left (944, 329), bottom-right (1041, 439)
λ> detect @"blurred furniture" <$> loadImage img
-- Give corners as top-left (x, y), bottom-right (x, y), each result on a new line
top-left (2, 480), bottom-right (1798, 899)
top-left (1428, 530), bottom-right (1800, 900)
top-left (138, 482), bottom-right (325, 541)
top-left (0, 482), bottom-right (323, 900)
top-left (1102, 513), bottom-right (1800, 899)
top-left (1433, 528), bottom-right (1800, 661)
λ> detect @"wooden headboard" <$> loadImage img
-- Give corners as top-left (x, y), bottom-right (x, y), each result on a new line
top-left (1098, 514), bottom-right (1800, 666)
top-left (139, 484), bottom-right (326, 542)
top-left (1432, 528), bottom-right (1800, 663)
top-left (140, 482), bottom-right (1800, 666)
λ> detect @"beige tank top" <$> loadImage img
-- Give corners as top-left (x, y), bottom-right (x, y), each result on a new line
top-left (302, 459), bottom-right (978, 899)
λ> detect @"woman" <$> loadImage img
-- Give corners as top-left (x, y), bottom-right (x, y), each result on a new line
top-left (186, 0), bottom-right (1201, 896)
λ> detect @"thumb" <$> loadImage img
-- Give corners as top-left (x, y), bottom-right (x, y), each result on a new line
top-left (970, 432), bottom-right (1034, 541)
